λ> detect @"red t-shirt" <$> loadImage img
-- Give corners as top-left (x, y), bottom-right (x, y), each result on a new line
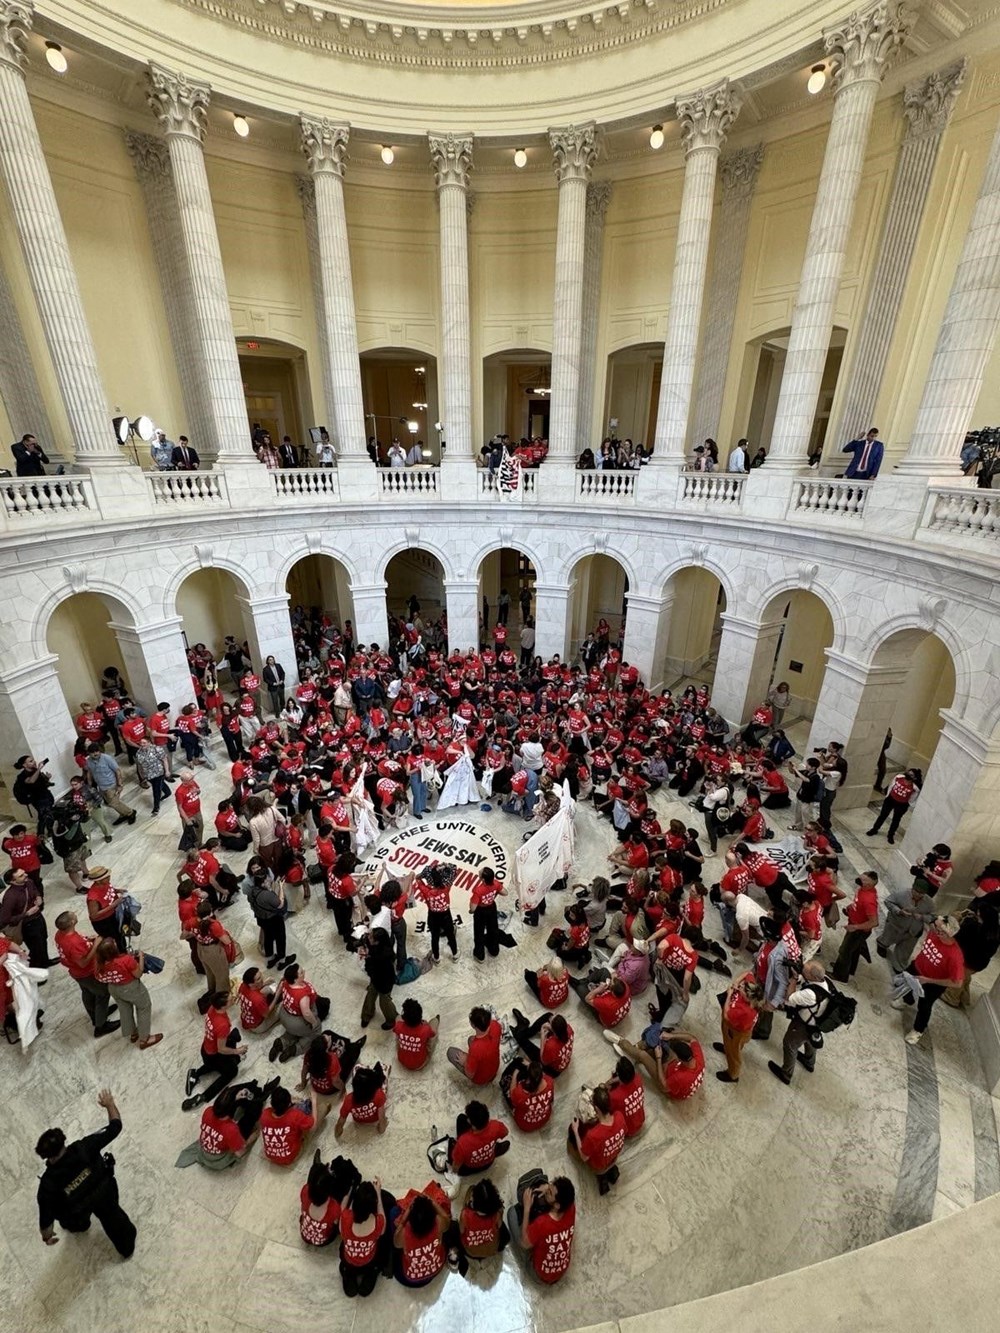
top-left (199, 1107), bottom-right (245, 1157)
top-left (394, 1019), bottom-right (435, 1070)
top-left (202, 1006), bottom-right (231, 1056)
top-left (95, 953), bottom-right (140, 987)
top-left (720, 865), bottom-right (752, 896)
top-left (451, 1119), bottom-right (509, 1170)
top-left (592, 988), bottom-right (631, 1028)
top-left (238, 983), bottom-right (270, 1030)
top-left (537, 969), bottom-right (569, 1008)
top-left (664, 1043), bottom-right (706, 1100)
top-left (540, 1026), bottom-right (574, 1073)
top-left (416, 880), bottom-right (452, 914)
top-left (304, 1049), bottom-right (341, 1096)
top-left (175, 781), bottom-right (201, 817)
top-left (341, 1088), bottom-right (386, 1125)
top-left (658, 934), bottom-right (697, 973)
top-left (526, 1206), bottom-right (576, 1283)
top-left (723, 979), bottom-right (759, 1034)
top-left (464, 1019), bottom-right (502, 1084)
top-left (510, 1076), bottom-right (555, 1131)
top-left (913, 932), bottom-right (964, 985)
top-left (846, 886), bottom-right (878, 927)
top-left (339, 1209), bottom-right (386, 1266)
top-left (260, 1105), bottom-right (314, 1164)
top-left (460, 1205), bottom-right (501, 1255)
top-left (2, 834), bottom-right (40, 871)
top-left (581, 1112), bottom-right (626, 1173)
top-left (300, 1185), bottom-right (340, 1246)
top-left (55, 929), bottom-right (96, 980)
top-left (608, 1072), bottom-right (645, 1136)
top-left (399, 1220), bottom-right (446, 1284)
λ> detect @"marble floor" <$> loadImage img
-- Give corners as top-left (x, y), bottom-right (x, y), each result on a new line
top-left (3, 719), bottom-right (998, 1333)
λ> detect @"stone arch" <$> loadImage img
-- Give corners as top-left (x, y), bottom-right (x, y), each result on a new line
top-left (162, 555), bottom-right (256, 622)
top-left (373, 536), bottom-right (455, 586)
top-left (560, 543), bottom-right (639, 595)
top-left (861, 614), bottom-right (970, 721)
top-left (756, 575), bottom-right (848, 655)
top-left (468, 534), bottom-right (548, 586)
top-left (274, 541), bottom-right (362, 597)
top-left (657, 554), bottom-right (738, 615)
top-left (33, 579), bottom-right (145, 660)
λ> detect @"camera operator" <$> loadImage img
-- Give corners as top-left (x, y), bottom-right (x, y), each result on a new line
top-left (768, 959), bottom-right (832, 1086)
top-left (36, 1088), bottom-right (137, 1257)
top-left (12, 755), bottom-right (56, 837)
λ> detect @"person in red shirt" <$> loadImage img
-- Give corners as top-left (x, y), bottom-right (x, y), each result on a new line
top-left (606, 1055), bottom-right (645, 1135)
top-left (214, 799), bottom-right (251, 852)
top-left (524, 958), bottom-right (569, 1008)
top-left (503, 1060), bottom-right (555, 1132)
top-left (511, 1176), bottom-right (576, 1284)
top-left (93, 939), bottom-right (162, 1048)
top-left (894, 915), bottom-right (965, 1044)
top-left (446, 1007), bottom-right (502, 1084)
top-left (616, 1028), bottom-right (706, 1100)
top-left (238, 966), bottom-right (279, 1032)
top-left (508, 1010), bottom-right (574, 1077)
top-left (192, 1083), bottom-right (269, 1169)
top-left (973, 860), bottom-right (1000, 899)
top-left (259, 1085), bottom-right (315, 1165)
top-left (394, 997), bottom-right (439, 1071)
top-left (832, 871), bottom-right (880, 982)
top-left (550, 902), bottom-right (591, 968)
top-left (299, 1156), bottom-right (354, 1248)
top-left (2, 823), bottom-right (43, 889)
top-left (174, 769), bottom-right (204, 845)
top-left (391, 1185), bottom-right (456, 1287)
top-left (459, 1178), bottom-right (508, 1262)
top-left (335, 1063), bottom-right (390, 1138)
top-left (866, 768), bottom-right (921, 844)
top-left (183, 991), bottom-right (245, 1110)
top-left (297, 1028), bottom-right (365, 1127)
top-left (470, 867), bottom-right (506, 961)
top-left (714, 972), bottom-right (764, 1083)
top-left (569, 1085), bottom-right (626, 1194)
top-left (415, 864), bottom-right (459, 963)
top-left (53, 909), bottom-right (120, 1037)
top-left (572, 975), bottom-right (631, 1028)
top-left (338, 1178), bottom-right (390, 1297)
top-left (445, 1100), bottom-right (511, 1175)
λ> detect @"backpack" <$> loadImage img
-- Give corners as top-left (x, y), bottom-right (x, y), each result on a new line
top-left (809, 979), bottom-right (856, 1034)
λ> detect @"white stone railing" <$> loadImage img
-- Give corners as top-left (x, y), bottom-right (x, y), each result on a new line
top-left (577, 470), bottom-right (636, 502)
top-left (147, 471), bottom-right (228, 505)
top-left (923, 486), bottom-right (1000, 538)
top-left (791, 477), bottom-right (871, 519)
top-left (479, 469), bottom-right (538, 500)
top-left (379, 466), bottom-right (440, 497)
top-left (679, 472), bottom-right (746, 505)
top-left (271, 467), bottom-right (341, 501)
top-left (0, 474), bottom-right (97, 518)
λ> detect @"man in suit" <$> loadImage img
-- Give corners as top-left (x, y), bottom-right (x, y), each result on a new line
top-left (171, 436), bottom-right (200, 470)
top-left (12, 434), bottom-right (49, 476)
top-left (841, 427), bottom-right (884, 480)
top-left (278, 436), bottom-right (299, 468)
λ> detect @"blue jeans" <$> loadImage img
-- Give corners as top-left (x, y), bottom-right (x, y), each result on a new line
top-left (410, 772), bottom-right (428, 818)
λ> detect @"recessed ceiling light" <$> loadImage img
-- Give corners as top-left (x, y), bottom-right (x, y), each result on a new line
top-left (380, 145), bottom-right (395, 165)
top-left (513, 147), bottom-right (527, 169)
top-left (45, 42), bottom-right (68, 74)
top-left (649, 124), bottom-right (664, 150)
top-left (233, 114), bottom-right (250, 138)
top-left (807, 64), bottom-right (827, 95)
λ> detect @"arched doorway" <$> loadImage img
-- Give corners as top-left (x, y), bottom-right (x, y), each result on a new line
top-left (663, 568), bottom-right (726, 689)
top-left (175, 567), bottom-right (252, 685)
top-left (477, 547), bottom-right (538, 643)
top-left (286, 554), bottom-right (355, 665)
top-left (737, 326), bottom-right (847, 464)
top-left (761, 590), bottom-right (835, 726)
top-left (876, 631), bottom-right (956, 781)
top-left (360, 348), bottom-right (439, 465)
top-left (385, 550), bottom-right (446, 631)
top-left (569, 554), bottom-right (629, 661)
top-left (603, 342), bottom-right (662, 453)
top-left (46, 592), bottom-right (135, 717)
top-left (482, 349), bottom-right (552, 447)
top-left (238, 337), bottom-right (314, 458)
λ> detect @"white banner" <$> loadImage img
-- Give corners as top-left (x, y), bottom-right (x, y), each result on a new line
top-left (515, 782), bottom-right (576, 909)
top-left (498, 447), bottom-right (522, 496)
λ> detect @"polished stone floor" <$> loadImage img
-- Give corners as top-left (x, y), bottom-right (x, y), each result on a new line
top-left (3, 721), bottom-right (998, 1333)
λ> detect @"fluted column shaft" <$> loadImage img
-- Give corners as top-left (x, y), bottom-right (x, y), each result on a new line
top-left (147, 64), bottom-right (248, 462)
top-left (296, 178), bottom-right (338, 444)
top-left (690, 144), bottom-right (763, 450)
top-left (430, 133), bottom-right (474, 459)
top-left (0, 248), bottom-right (62, 463)
top-left (766, 0), bottom-right (910, 468)
top-left (654, 81), bottom-right (740, 465)
top-left (548, 125), bottom-right (598, 459)
top-left (299, 118), bottom-right (367, 457)
top-left (578, 181), bottom-right (612, 447)
top-left (898, 109), bottom-right (1000, 473)
top-left (834, 61), bottom-right (966, 447)
top-left (0, 1), bottom-right (120, 467)
top-left (125, 130), bottom-right (216, 461)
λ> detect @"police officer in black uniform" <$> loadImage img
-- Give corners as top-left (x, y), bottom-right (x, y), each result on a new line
top-left (36, 1088), bottom-right (136, 1257)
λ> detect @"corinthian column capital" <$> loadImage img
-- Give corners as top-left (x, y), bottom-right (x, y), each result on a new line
top-left (147, 64), bottom-right (210, 142)
top-left (825, 1), bottom-right (911, 93)
top-left (676, 79), bottom-right (741, 155)
top-left (299, 115), bottom-right (349, 178)
top-left (124, 130), bottom-right (171, 184)
top-left (0, 0), bottom-right (32, 74)
top-left (720, 143), bottom-right (764, 199)
top-left (429, 132), bottom-right (473, 190)
top-left (902, 58), bottom-right (967, 141)
top-left (549, 124), bottom-right (598, 184)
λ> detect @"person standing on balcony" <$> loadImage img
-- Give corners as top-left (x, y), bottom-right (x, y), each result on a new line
top-left (841, 427), bottom-right (883, 480)
top-left (150, 430), bottom-right (174, 470)
top-left (278, 436), bottom-right (299, 468)
top-left (727, 439), bottom-right (749, 473)
top-left (12, 433), bottom-right (48, 476)
top-left (388, 440), bottom-right (406, 468)
top-left (315, 429), bottom-right (336, 466)
top-left (171, 436), bottom-right (200, 470)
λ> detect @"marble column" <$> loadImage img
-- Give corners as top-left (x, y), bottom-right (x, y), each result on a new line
top-left (533, 582), bottom-right (574, 662)
top-left (806, 649), bottom-right (909, 808)
top-left (430, 134), bottom-right (474, 465)
top-left (709, 613), bottom-right (784, 726)
top-left (295, 176), bottom-right (338, 449)
top-left (578, 181), bottom-right (612, 448)
top-left (896, 100), bottom-right (1000, 475)
top-left (689, 144), bottom-right (764, 451)
top-left (147, 64), bottom-right (249, 464)
top-left (299, 117), bottom-right (368, 460)
top-left (0, 656), bottom-right (77, 798)
top-left (547, 124), bottom-right (598, 460)
top-left (0, 249), bottom-right (64, 465)
top-left (234, 594), bottom-right (297, 684)
top-left (124, 130), bottom-right (216, 462)
top-left (653, 80), bottom-right (741, 467)
top-left (765, 0), bottom-right (910, 469)
top-left (444, 578), bottom-right (480, 655)
top-left (0, 0), bottom-right (121, 468)
top-left (108, 617), bottom-right (194, 717)
top-left (349, 582), bottom-right (390, 652)
top-left (834, 61), bottom-right (967, 447)
top-left (622, 591), bottom-right (674, 691)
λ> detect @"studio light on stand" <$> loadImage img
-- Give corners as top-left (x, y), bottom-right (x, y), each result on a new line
top-left (112, 412), bottom-right (154, 466)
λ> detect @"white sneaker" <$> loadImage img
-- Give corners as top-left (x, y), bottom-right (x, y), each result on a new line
top-left (904, 1029), bottom-right (922, 1045)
